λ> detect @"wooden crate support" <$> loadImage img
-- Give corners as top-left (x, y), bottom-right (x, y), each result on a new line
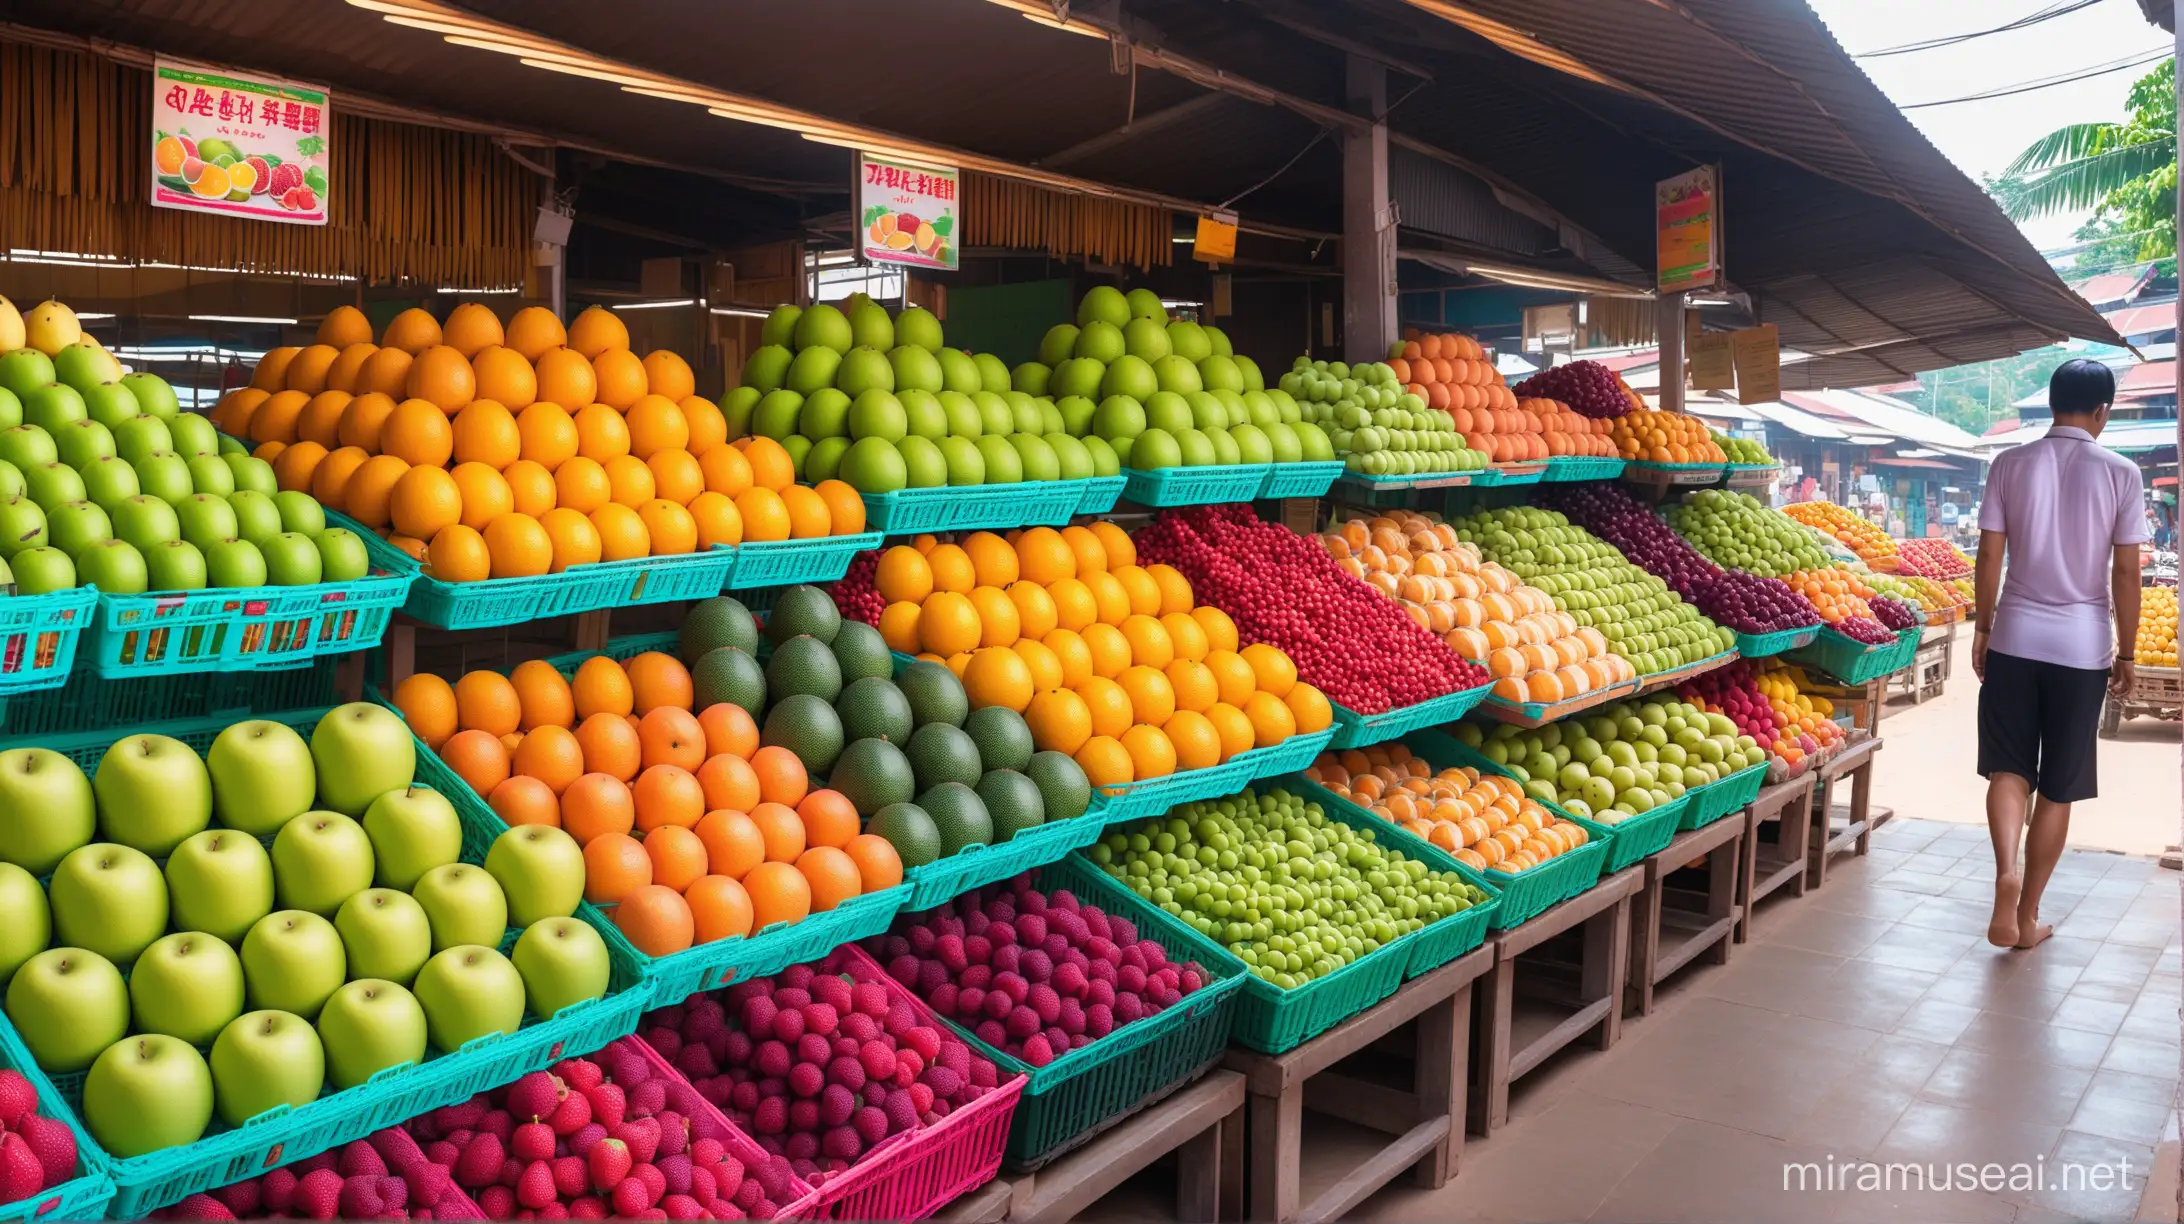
top-left (1470, 866), bottom-right (1642, 1135)
top-left (1807, 734), bottom-right (1884, 889)
top-left (1223, 945), bottom-right (1494, 1224)
top-left (1738, 775), bottom-right (1814, 942)
top-left (1624, 813), bottom-right (1746, 1018)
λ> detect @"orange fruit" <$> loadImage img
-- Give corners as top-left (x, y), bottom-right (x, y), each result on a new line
top-left (554, 456), bottom-right (612, 515)
top-left (318, 306), bottom-right (374, 349)
top-left (442, 303), bottom-right (506, 359)
top-left (689, 492), bottom-right (743, 550)
top-left (1240, 643), bottom-right (1298, 698)
top-left (1014, 527), bottom-right (1075, 585)
top-left (962, 648), bottom-right (1034, 712)
top-left (750, 801), bottom-right (807, 863)
top-left (1006, 582), bottom-right (1059, 640)
top-left (796, 846), bottom-right (862, 913)
top-left (574, 711), bottom-right (642, 781)
top-left (694, 809), bottom-right (766, 880)
top-left (296, 390), bottom-right (351, 448)
top-left (488, 774), bottom-right (561, 829)
top-left (484, 513), bottom-right (553, 579)
top-left (455, 671), bottom-right (522, 736)
top-left (1090, 521), bottom-right (1135, 567)
top-left (967, 587), bottom-right (1021, 648)
top-left (1112, 566), bottom-right (1163, 617)
top-left (743, 861), bottom-right (812, 931)
top-left (310, 446), bottom-right (371, 514)
top-left (697, 704), bottom-right (759, 760)
top-left (645, 825), bottom-right (709, 893)
top-left (251, 348), bottom-right (299, 392)
top-left (392, 673), bottom-right (460, 749)
top-left (1011, 639), bottom-right (1063, 693)
top-left (506, 307), bottom-right (568, 362)
top-left (338, 392), bottom-right (399, 452)
top-left (380, 308), bottom-right (443, 355)
top-left (686, 875), bottom-right (755, 943)
top-left (1165, 659), bottom-right (1218, 713)
top-left (440, 729), bottom-right (511, 796)
top-left (751, 745), bottom-right (808, 807)
top-left (253, 441), bottom-right (287, 464)
top-left (516, 403), bottom-right (579, 471)
top-left (603, 454), bottom-right (657, 508)
top-left (633, 764), bottom-right (705, 832)
top-left (878, 603), bottom-right (922, 654)
top-left (1160, 613), bottom-right (1209, 663)
top-left (592, 503), bottom-right (650, 562)
top-left (1082, 571), bottom-right (1132, 626)
top-left (926, 545), bottom-right (975, 594)
top-left (506, 659), bottom-right (575, 731)
top-left (562, 773), bottom-right (637, 844)
top-left (592, 348), bottom-right (649, 410)
top-left (270, 441), bottom-right (329, 494)
top-left (1192, 606), bottom-right (1239, 653)
top-left (814, 480), bottom-right (864, 535)
top-left (1206, 702), bottom-right (1255, 761)
top-left (405, 345), bottom-right (477, 412)
top-left (1042, 629), bottom-right (1094, 688)
top-left (584, 833), bottom-right (653, 903)
top-left (626, 652), bottom-right (693, 714)
top-left (917, 591), bottom-right (982, 656)
top-left (427, 524), bottom-right (491, 583)
top-left (389, 466), bottom-right (463, 541)
top-left (648, 449), bottom-right (703, 505)
top-left (1206, 651), bottom-right (1256, 705)
top-left (471, 345), bottom-right (536, 410)
top-left (682, 396), bottom-right (727, 456)
top-left (1243, 691), bottom-right (1297, 747)
top-left (642, 350), bottom-right (695, 401)
top-left (573, 657), bottom-right (634, 719)
top-left (741, 438), bottom-right (796, 491)
top-left (575, 403), bottom-right (632, 462)
top-left (214, 387), bottom-right (270, 436)
top-left (513, 724), bottom-right (584, 794)
top-left (843, 834), bottom-right (904, 892)
top-left (614, 885), bottom-right (694, 956)
top-left (1081, 623), bottom-right (1131, 679)
top-left (452, 400), bottom-right (522, 469)
top-left (503, 459), bottom-right (557, 518)
top-left (1119, 615), bottom-right (1174, 669)
top-left (1286, 683), bottom-right (1333, 734)
top-left (963, 533), bottom-right (1020, 588)
top-left (1076, 676), bottom-right (1134, 741)
top-left (1147, 564), bottom-right (1195, 615)
top-left (1121, 724), bottom-right (1176, 779)
top-left (540, 507), bottom-right (602, 573)
top-left (876, 547), bottom-right (934, 604)
top-left (638, 707), bottom-right (706, 772)
top-left (734, 488), bottom-right (789, 543)
top-left (695, 754), bottom-right (762, 818)
top-left (1025, 689), bottom-right (1092, 755)
top-left (639, 500), bottom-right (697, 555)
top-left (1061, 525), bottom-right (1108, 575)
top-left (359, 349), bottom-right (414, 399)
top-left (625, 395), bottom-right (689, 459)
top-left (383, 398), bottom-right (455, 467)
top-left (796, 788), bottom-right (860, 850)
top-left (699, 446), bottom-right (753, 498)
top-left (534, 347), bottom-right (598, 410)
top-left (780, 485), bottom-right (832, 539)
top-left (1118, 665), bottom-right (1177, 726)
top-left (283, 345), bottom-right (340, 395)
top-left (1073, 736), bottom-right (1133, 790)
top-left (1163, 710), bottom-right (1221, 771)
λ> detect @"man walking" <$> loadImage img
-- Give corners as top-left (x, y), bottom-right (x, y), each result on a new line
top-left (1974, 358), bottom-right (2145, 949)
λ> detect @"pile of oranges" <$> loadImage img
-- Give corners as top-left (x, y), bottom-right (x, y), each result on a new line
top-left (1783, 568), bottom-right (1881, 625)
top-left (1611, 409), bottom-right (1728, 465)
top-left (212, 302), bottom-right (869, 584)
top-left (389, 651), bottom-right (902, 959)
top-left (1385, 331), bottom-right (1507, 417)
top-left (2135, 585), bottom-right (2177, 668)
top-left (864, 524), bottom-right (1330, 791)
top-left (1383, 332), bottom-right (1615, 462)
top-left (1303, 744), bottom-right (1590, 874)
top-left (1318, 512), bottom-right (1634, 705)
top-left (1782, 500), bottom-right (1896, 564)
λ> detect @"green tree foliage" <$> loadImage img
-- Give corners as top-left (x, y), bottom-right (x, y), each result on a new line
top-left (1992, 59), bottom-right (2175, 274)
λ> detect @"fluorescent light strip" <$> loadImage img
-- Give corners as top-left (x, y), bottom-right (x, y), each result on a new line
top-left (612, 299), bottom-right (695, 310)
top-left (73, 313), bottom-right (116, 321)
top-left (187, 314), bottom-right (299, 325)
top-left (709, 307), bottom-right (773, 318)
top-left (436, 286), bottom-right (522, 294)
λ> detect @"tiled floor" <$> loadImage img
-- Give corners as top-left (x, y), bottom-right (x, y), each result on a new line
top-left (1363, 818), bottom-right (2183, 1224)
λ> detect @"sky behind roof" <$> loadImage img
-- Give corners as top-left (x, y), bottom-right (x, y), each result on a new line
top-left (1806, 0), bottom-right (2173, 252)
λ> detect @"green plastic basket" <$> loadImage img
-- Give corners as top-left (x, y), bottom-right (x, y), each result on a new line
top-left (1591, 796), bottom-right (1684, 873)
top-left (1076, 475), bottom-right (1126, 515)
top-left (1081, 756), bottom-right (1254, 823)
top-left (726, 532), bottom-right (882, 589)
top-left (1785, 626), bottom-right (1920, 684)
top-left (0, 1019), bottom-right (112, 1224)
top-left (0, 657), bottom-right (339, 740)
top-left (1226, 727), bottom-right (1334, 783)
top-left (1121, 464), bottom-right (1270, 507)
top-left (1259, 461), bottom-right (1343, 500)
top-left (1333, 467), bottom-right (1499, 494)
top-left (1682, 760), bottom-right (1768, 830)
top-left (86, 567), bottom-right (409, 677)
top-left (1541, 456), bottom-right (1626, 482)
top-left (0, 586), bottom-right (94, 695)
top-left (862, 482), bottom-right (1085, 535)
top-left (1478, 676), bottom-right (1642, 726)
top-left (901, 812), bottom-right (1109, 910)
top-left (1327, 680), bottom-right (1494, 749)
top-left (882, 858), bottom-right (1247, 1169)
top-left (1733, 625), bottom-right (1821, 658)
top-left (1491, 462), bottom-right (1546, 486)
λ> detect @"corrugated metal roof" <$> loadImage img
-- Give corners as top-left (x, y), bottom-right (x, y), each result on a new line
top-left (2104, 302), bottom-right (2175, 339)
top-left (1750, 400), bottom-right (1853, 439)
top-left (2071, 266), bottom-right (2157, 308)
top-left (2120, 360), bottom-right (2176, 392)
top-left (1390, 148), bottom-right (1556, 255)
top-left (1979, 419), bottom-right (2180, 453)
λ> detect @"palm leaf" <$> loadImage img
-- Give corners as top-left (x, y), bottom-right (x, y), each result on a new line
top-left (1999, 140), bottom-right (2176, 220)
top-left (2003, 122), bottom-right (2131, 175)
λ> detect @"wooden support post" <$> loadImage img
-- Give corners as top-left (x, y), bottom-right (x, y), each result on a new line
top-left (1625, 813), bottom-right (1747, 1017)
top-left (334, 651), bottom-right (367, 704)
top-left (1341, 55), bottom-right (1393, 364)
top-left (382, 618), bottom-right (418, 690)
top-left (996, 1071), bottom-right (1247, 1224)
top-left (1740, 775), bottom-right (1816, 941)
top-left (1808, 735), bottom-right (1884, 889)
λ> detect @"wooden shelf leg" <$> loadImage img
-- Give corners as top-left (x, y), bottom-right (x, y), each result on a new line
top-left (1411, 985), bottom-right (1464, 1189)
top-left (334, 651), bottom-right (366, 704)
top-left (1626, 868), bottom-right (1663, 1019)
top-left (1468, 954), bottom-right (1514, 1135)
top-left (1248, 1082), bottom-right (1302, 1224)
top-left (1851, 763), bottom-right (1874, 856)
top-left (1178, 1107), bottom-right (1224, 1223)
top-left (384, 620), bottom-right (417, 689)
top-left (1218, 1103), bottom-right (1245, 1223)
top-left (1736, 806), bottom-right (1759, 944)
top-left (1583, 895), bottom-right (1630, 1051)
top-left (1705, 834), bottom-right (1738, 967)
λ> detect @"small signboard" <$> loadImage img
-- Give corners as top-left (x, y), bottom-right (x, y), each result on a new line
top-left (855, 153), bottom-right (959, 270)
top-left (1193, 212), bottom-right (1238, 264)
top-left (1656, 166), bottom-right (1721, 293)
top-left (152, 57), bottom-right (329, 225)
top-left (1732, 323), bottom-right (1781, 404)
top-left (1688, 332), bottom-right (1735, 391)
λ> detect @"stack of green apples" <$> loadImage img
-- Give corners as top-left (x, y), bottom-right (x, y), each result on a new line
top-left (0, 704), bottom-right (611, 1160)
top-left (1280, 357), bottom-right (1490, 477)
top-left (1452, 695), bottom-right (1763, 821)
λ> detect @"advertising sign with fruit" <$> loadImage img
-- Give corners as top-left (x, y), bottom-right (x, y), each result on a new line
top-left (855, 154), bottom-right (957, 270)
top-left (1655, 165), bottom-right (1720, 293)
top-left (151, 57), bottom-right (329, 225)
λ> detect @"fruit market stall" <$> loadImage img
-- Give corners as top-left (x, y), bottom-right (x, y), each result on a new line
top-left (2104, 584), bottom-right (2180, 736)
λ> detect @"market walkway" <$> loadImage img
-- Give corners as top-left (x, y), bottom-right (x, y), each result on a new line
top-left (1361, 817), bottom-right (2181, 1223)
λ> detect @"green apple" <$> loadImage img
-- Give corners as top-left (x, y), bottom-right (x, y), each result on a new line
top-left (184, 455), bottom-right (233, 496)
top-left (52, 344), bottom-right (117, 392)
top-left (413, 864), bottom-right (508, 953)
top-left (309, 702), bottom-right (416, 818)
top-left (261, 531), bottom-right (322, 586)
top-left (205, 537), bottom-right (267, 587)
top-left (336, 888), bottom-right (432, 986)
top-left (145, 539), bottom-right (207, 591)
top-left (0, 497), bottom-right (48, 557)
top-left (272, 811), bottom-right (375, 918)
top-left (483, 825), bottom-right (584, 927)
top-left (80, 382), bottom-right (139, 430)
top-left (239, 910), bottom-right (345, 1021)
top-left (225, 490), bottom-right (282, 545)
top-left (111, 495), bottom-right (179, 551)
top-left (412, 945), bottom-right (524, 1052)
top-left (317, 978), bottom-right (428, 1089)
top-left (316, 528), bottom-right (369, 582)
top-left (49, 843), bottom-right (166, 967)
top-left (111, 416), bottom-right (172, 466)
top-left (21, 462), bottom-right (85, 510)
top-left (21, 384), bottom-right (86, 433)
top-left (169, 414), bottom-right (219, 459)
top-left (164, 829), bottom-right (274, 945)
top-left (93, 733), bottom-right (212, 857)
top-left (0, 426), bottom-right (57, 470)
top-left (209, 1010), bottom-right (324, 1126)
top-left (511, 917), bottom-right (610, 1020)
top-left (362, 787), bottom-right (460, 892)
top-left (273, 491), bottom-right (324, 536)
top-left (53, 419), bottom-right (114, 469)
top-left (77, 538), bottom-right (146, 593)
top-left (175, 493), bottom-right (238, 551)
top-left (79, 455), bottom-right (139, 510)
top-left (129, 931), bottom-right (244, 1047)
top-left (134, 451), bottom-right (193, 505)
top-left (223, 454), bottom-right (276, 497)
top-left (11, 545), bottom-right (73, 594)
top-left (0, 350), bottom-right (54, 400)
top-left (83, 1035), bottom-right (214, 1157)
top-left (4, 947), bottom-right (127, 1072)
top-left (208, 719), bottom-right (317, 835)
top-left (0, 748), bottom-right (93, 876)
top-left (44, 500), bottom-right (111, 557)
top-left (0, 863), bottom-right (49, 987)
top-left (121, 373), bottom-right (180, 421)
top-left (0, 459), bottom-right (23, 500)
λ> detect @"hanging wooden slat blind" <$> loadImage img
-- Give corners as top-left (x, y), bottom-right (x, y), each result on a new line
top-left (1, 38), bottom-right (533, 286)
top-left (964, 171), bottom-right (1172, 271)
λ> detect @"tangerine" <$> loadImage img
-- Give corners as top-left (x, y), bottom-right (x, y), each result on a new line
top-left (535, 347), bottom-right (598, 410)
top-left (584, 833), bottom-right (654, 904)
top-left (383, 398), bottom-right (455, 467)
top-left (484, 513), bottom-right (553, 579)
top-left (440, 729), bottom-right (511, 796)
top-left (488, 774), bottom-right (561, 829)
top-left (733, 488), bottom-right (789, 542)
top-left (427, 523), bottom-right (491, 583)
top-left (751, 745), bottom-right (808, 806)
top-left (575, 404), bottom-right (632, 461)
top-left (633, 764), bottom-right (705, 832)
top-left (689, 491), bottom-right (743, 550)
top-left (750, 801), bottom-right (807, 863)
top-left (645, 825), bottom-right (709, 893)
top-left (743, 861), bottom-right (812, 931)
top-left (796, 846), bottom-right (862, 913)
top-left (338, 392), bottom-right (399, 453)
top-left (561, 773), bottom-right (637, 845)
top-left (613, 884), bottom-right (694, 956)
top-left (455, 671), bottom-right (522, 735)
top-left (685, 875), bottom-right (754, 943)
top-left (574, 711), bottom-right (642, 780)
top-left (625, 395), bottom-right (689, 459)
top-left (626, 652), bottom-right (693, 714)
top-left (638, 706), bottom-right (706, 772)
top-left (638, 500), bottom-right (697, 555)
top-left (554, 456), bottom-right (612, 514)
top-left (843, 834), bottom-right (904, 892)
top-left (392, 672), bottom-right (459, 749)
top-left (572, 656), bottom-right (634, 719)
top-left (390, 466), bottom-right (463, 541)
top-left (697, 703), bottom-right (759, 760)
top-left (694, 809), bottom-right (766, 880)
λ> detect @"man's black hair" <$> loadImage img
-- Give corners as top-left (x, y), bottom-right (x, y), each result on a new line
top-left (2049, 358), bottom-right (2115, 417)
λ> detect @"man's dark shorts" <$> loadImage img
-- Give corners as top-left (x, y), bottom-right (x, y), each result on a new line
top-left (1977, 648), bottom-right (2107, 803)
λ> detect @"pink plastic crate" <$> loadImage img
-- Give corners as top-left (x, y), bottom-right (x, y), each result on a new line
top-left (621, 1037), bottom-right (821, 1221)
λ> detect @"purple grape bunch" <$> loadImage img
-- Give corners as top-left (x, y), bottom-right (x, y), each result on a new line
top-left (1870, 595), bottom-right (1920, 632)
top-left (1540, 485), bottom-right (1821, 635)
top-left (1510, 360), bottom-right (1634, 419)
top-left (1832, 615), bottom-right (1896, 645)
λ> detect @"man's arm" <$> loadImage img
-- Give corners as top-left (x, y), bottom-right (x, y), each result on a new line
top-left (1973, 529), bottom-right (2006, 682)
top-left (2111, 544), bottom-right (2140, 698)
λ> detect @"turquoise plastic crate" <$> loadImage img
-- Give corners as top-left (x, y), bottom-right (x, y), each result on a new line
top-left (1492, 462), bottom-right (1546, 486)
top-left (1733, 625), bottom-right (1821, 658)
top-left (0, 1019), bottom-right (112, 1224)
top-left (726, 532), bottom-right (882, 590)
top-left (1478, 676), bottom-right (1642, 727)
top-left (1227, 727), bottom-right (1334, 783)
top-left (1592, 795), bottom-right (1685, 873)
top-left (1121, 464), bottom-right (1270, 507)
top-left (1682, 759), bottom-right (1768, 830)
top-left (1541, 456), bottom-right (1626, 482)
top-left (902, 812), bottom-right (1108, 910)
top-left (887, 859), bottom-right (1246, 1169)
top-left (1785, 625), bottom-right (1920, 684)
top-left (1083, 756), bottom-right (1254, 823)
top-left (1327, 680), bottom-right (1493, 749)
top-left (0, 657), bottom-right (339, 740)
top-left (1333, 467), bottom-right (1499, 494)
top-left (23, 706), bottom-right (647, 1216)
top-left (1259, 461), bottom-right (1343, 500)
top-left (86, 567), bottom-right (409, 677)
top-left (862, 482), bottom-right (1085, 535)
top-left (1076, 475), bottom-right (1126, 515)
top-left (0, 586), bottom-right (94, 695)
top-left (1620, 460), bottom-right (1727, 486)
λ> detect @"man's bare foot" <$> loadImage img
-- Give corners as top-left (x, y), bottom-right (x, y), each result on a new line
top-left (1988, 874), bottom-right (2022, 947)
top-left (2014, 920), bottom-right (2053, 950)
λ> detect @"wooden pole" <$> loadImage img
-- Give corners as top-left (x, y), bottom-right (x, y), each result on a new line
top-left (1656, 292), bottom-right (1686, 413)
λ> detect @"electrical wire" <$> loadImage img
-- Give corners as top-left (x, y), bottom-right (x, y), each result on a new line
top-left (1900, 47), bottom-right (2171, 109)
top-left (1854, 0), bottom-right (2101, 58)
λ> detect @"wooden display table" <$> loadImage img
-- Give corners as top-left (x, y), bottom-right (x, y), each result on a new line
top-left (1738, 775), bottom-right (1814, 941)
top-left (1886, 623), bottom-right (1954, 710)
top-left (1223, 945), bottom-right (1495, 1224)
top-left (1624, 814), bottom-right (1747, 1018)
top-left (935, 1070), bottom-right (1246, 1224)
top-left (1470, 866), bottom-right (1643, 1134)
top-left (1807, 734), bottom-right (1883, 889)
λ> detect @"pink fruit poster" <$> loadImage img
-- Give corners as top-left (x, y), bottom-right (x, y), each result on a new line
top-left (151, 57), bottom-right (330, 225)
top-left (854, 153), bottom-right (958, 270)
